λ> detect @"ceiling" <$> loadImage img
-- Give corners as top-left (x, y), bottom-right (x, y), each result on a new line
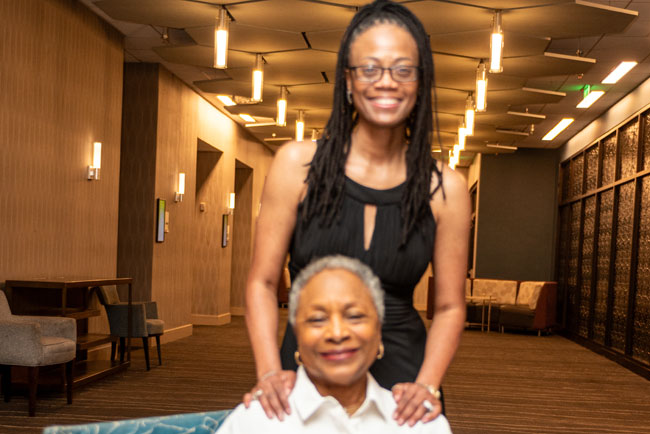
top-left (80, 0), bottom-right (650, 167)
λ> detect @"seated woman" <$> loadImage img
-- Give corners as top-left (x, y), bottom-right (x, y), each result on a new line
top-left (218, 255), bottom-right (451, 433)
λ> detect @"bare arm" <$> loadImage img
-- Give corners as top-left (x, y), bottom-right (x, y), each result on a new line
top-left (393, 165), bottom-right (471, 425)
top-left (244, 141), bottom-right (314, 418)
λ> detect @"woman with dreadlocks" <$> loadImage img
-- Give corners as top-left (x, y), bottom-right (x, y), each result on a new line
top-left (244, 0), bottom-right (470, 427)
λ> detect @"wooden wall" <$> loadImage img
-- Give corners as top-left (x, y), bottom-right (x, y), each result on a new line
top-left (0, 0), bottom-right (123, 287)
top-left (558, 109), bottom-right (650, 376)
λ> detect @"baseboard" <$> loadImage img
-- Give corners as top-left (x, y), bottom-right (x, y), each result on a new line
top-left (230, 307), bottom-right (246, 316)
top-left (162, 324), bottom-right (193, 344)
top-left (191, 313), bottom-right (231, 325)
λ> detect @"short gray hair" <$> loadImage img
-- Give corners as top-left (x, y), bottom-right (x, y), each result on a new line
top-left (288, 255), bottom-right (384, 326)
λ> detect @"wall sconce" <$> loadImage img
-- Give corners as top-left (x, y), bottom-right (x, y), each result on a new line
top-left (228, 192), bottom-right (235, 214)
top-left (87, 141), bottom-right (102, 180)
top-left (175, 172), bottom-right (185, 202)
top-left (214, 7), bottom-right (229, 69)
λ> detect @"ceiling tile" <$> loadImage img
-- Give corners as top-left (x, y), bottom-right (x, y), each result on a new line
top-left (186, 23), bottom-right (307, 52)
top-left (430, 30), bottom-right (550, 59)
top-left (228, 0), bottom-right (355, 32)
top-left (502, 52), bottom-right (596, 77)
top-left (504, 1), bottom-right (638, 38)
top-left (153, 45), bottom-right (254, 69)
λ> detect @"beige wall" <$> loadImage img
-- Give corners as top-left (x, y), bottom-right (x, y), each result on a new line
top-left (0, 0), bottom-right (123, 285)
top-left (119, 64), bottom-right (274, 330)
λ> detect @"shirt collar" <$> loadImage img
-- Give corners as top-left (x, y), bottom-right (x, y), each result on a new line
top-left (291, 366), bottom-right (392, 422)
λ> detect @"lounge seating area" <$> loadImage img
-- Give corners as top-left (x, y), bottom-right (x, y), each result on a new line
top-left (429, 277), bottom-right (558, 335)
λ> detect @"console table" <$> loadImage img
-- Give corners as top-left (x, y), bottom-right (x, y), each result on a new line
top-left (4, 277), bottom-right (133, 386)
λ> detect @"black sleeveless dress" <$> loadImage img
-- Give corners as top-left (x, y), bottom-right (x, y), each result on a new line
top-left (281, 176), bottom-right (436, 389)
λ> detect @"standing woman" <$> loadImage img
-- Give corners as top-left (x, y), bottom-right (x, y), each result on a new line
top-left (244, 0), bottom-right (470, 426)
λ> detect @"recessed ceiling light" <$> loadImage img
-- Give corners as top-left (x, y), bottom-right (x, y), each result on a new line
top-left (217, 95), bottom-right (236, 106)
top-left (602, 61), bottom-right (637, 84)
top-left (542, 118), bottom-right (574, 141)
top-left (239, 114), bottom-right (255, 123)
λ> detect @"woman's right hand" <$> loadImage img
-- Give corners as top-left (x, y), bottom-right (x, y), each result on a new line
top-left (243, 369), bottom-right (297, 420)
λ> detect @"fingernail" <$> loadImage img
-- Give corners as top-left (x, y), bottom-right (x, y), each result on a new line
top-left (397, 418), bottom-right (404, 425)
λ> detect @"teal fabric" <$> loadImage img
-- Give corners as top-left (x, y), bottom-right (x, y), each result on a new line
top-left (42, 410), bottom-right (232, 434)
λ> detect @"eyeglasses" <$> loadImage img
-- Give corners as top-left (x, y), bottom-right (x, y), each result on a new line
top-left (348, 65), bottom-right (419, 83)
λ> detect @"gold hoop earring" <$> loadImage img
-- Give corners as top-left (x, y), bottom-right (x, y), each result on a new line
top-left (377, 342), bottom-right (384, 360)
top-left (346, 89), bottom-right (353, 105)
top-left (294, 350), bottom-right (302, 366)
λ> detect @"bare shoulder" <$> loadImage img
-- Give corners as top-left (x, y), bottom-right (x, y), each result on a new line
top-left (430, 160), bottom-right (470, 221)
top-left (265, 140), bottom-right (317, 203)
top-left (273, 140), bottom-right (317, 173)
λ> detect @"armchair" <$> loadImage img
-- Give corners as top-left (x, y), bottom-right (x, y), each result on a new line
top-left (97, 286), bottom-right (164, 371)
top-left (0, 290), bottom-right (76, 416)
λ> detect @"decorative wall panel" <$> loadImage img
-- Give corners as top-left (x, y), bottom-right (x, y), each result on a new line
top-left (594, 189), bottom-right (614, 345)
top-left (579, 196), bottom-right (596, 338)
top-left (633, 176), bottom-right (650, 363)
top-left (567, 201), bottom-right (582, 334)
top-left (643, 113), bottom-right (650, 171)
top-left (585, 145), bottom-right (599, 193)
top-left (611, 182), bottom-right (635, 351)
top-left (601, 134), bottom-right (617, 187)
top-left (570, 156), bottom-right (584, 199)
top-left (558, 205), bottom-right (571, 319)
top-left (559, 110), bottom-right (650, 375)
top-left (619, 121), bottom-right (638, 179)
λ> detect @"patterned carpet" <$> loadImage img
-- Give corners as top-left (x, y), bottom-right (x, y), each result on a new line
top-left (1, 313), bottom-right (649, 433)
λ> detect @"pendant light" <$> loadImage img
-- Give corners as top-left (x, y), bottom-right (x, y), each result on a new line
top-left (276, 86), bottom-right (287, 126)
top-left (213, 7), bottom-right (229, 69)
top-left (475, 61), bottom-right (488, 112)
top-left (252, 54), bottom-right (264, 102)
top-left (490, 11), bottom-right (503, 73)
top-left (296, 110), bottom-right (305, 142)
top-left (464, 94), bottom-right (475, 136)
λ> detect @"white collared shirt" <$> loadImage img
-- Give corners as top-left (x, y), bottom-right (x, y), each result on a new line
top-left (217, 367), bottom-right (452, 434)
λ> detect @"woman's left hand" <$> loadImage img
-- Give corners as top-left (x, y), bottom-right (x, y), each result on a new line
top-left (391, 382), bottom-right (442, 426)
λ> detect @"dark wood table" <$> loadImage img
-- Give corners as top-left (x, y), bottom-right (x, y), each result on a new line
top-left (5, 277), bottom-right (133, 386)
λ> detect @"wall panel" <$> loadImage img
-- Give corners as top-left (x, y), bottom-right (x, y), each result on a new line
top-left (0, 0), bottom-right (123, 289)
top-left (558, 109), bottom-right (650, 376)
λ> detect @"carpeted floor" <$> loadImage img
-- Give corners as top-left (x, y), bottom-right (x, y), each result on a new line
top-left (1, 313), bottom-right (649, 433)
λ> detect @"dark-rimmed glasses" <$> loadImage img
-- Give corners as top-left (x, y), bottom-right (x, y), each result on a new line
top-left (348, 65), bottom-right (419, 83)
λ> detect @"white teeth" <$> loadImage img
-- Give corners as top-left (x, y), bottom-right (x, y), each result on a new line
top-left (374, 98), bottom-right (398, 104)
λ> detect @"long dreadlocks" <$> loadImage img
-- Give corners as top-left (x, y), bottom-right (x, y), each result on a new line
top-left (300, 0), bottom-right (443, 245)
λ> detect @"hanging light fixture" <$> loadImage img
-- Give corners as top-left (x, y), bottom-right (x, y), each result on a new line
top-left (458, 124), bottom-right (467, 151)
top-left (311, 129), bottom-right (319, 142)
top-left (476, 62), bottom-right (488, 112)
top-left (464, 94), bottom-right (475, 136)
top-left (252, 54), bottom-right (264, 102)
top-left (490, 10), bottom-right (503, 73)
top-left (276, 86), bottom-right (287, 126)
top-left (296, 110), bottom-right (305, 142)
top-left (213, 7), bottom-right (229, 69)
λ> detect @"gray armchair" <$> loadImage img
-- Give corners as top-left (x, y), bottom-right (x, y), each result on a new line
top-left (0, 290), bottom-right (76, 416)
top-left (97, 286), bottom-right (164, 371)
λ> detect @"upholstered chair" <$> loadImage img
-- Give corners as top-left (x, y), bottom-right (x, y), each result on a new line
top-left (97, 286), bottom-right (164, 371)
top-left (0, 291), bottom-right (76, 416)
